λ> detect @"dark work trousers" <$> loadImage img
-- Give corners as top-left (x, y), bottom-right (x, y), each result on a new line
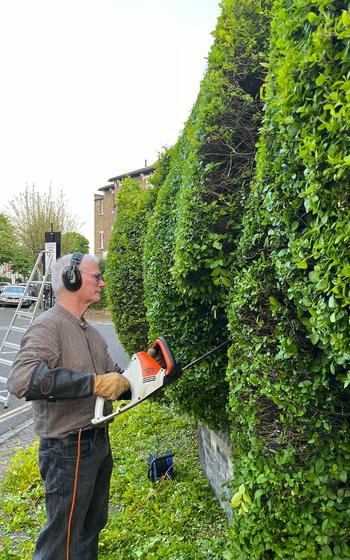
top-left (32, 427), bottom-right (113, 560)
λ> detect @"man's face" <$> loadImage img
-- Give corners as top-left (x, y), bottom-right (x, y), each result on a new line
top-left (77, 260), bottom-right (105, 306)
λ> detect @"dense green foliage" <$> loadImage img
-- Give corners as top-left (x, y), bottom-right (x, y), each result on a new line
top-left (0, 402), bottom-right (228, 559)
top-left (143, 138), bottom-right (230, 428)
top-left (142, 0), bottom-right (272, 429)
top-left (61, 231), bottom-right (89, 255)
top-left (0, 213), bottom-right (16, 264)
top-left (105, 0), bottom-right (350, 555)
top-left (225, 0), bottom-right (350, 557)
top-left (171, 0), bottom-right (272, 303)
top-left (0, 213), bottom-right (34, 276)
top-left (106, 178), bottom-right (156, 355)
top-left (10, 246), bottom-right (33, 277)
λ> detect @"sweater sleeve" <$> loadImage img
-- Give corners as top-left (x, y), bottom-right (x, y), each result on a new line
top-left (7, 320), bottom-right (60, 399)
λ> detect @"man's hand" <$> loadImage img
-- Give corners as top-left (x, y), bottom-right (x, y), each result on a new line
top-left (94, 372), bottom-right (130, 401)
top-left (147, 347), bottom-right (166, 369)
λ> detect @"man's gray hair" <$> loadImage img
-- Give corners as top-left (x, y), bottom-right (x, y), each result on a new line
top-left (51, 254), bottom-right (99, 295)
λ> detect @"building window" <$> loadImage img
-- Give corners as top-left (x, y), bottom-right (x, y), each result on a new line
top-left (140, 173), bottom-right (152, 189)
top-left (98, 198), bottom-right (104, 215)
top-left (99, 231), bottom-right (104, 250)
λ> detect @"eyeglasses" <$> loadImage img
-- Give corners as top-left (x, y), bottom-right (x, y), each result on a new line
top-left (80, 271), bottom-right (104, 283)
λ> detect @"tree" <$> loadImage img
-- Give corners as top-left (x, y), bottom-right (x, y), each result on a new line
top-left (7, 184), bottom-right (79, 259)
top-left (11, 245), bottom-right (34, 277)
top-left (0, 212), bottom-right (34, 276)
top-left (61, 232), bottom-right (89, 255)
top-left (0, 213), bottom-right (17, 264)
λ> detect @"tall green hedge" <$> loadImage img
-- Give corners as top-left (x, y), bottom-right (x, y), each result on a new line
top-left (141, 0), bottom-right (272, 429)
top-left (171, 0), bottom-right (272, 304)
top-left (225, 0), bottom-right (350, 556)
top-left (143, 137), bottom-right (230, 428)
top-left (106, 178), bottom-right (156, 355)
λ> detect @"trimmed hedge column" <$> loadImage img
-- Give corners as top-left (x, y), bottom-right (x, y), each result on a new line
top-left (226, 1), bottom-right (350, 557)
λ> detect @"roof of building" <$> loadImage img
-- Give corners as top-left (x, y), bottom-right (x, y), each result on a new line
top-left (109, 165), bottom-right (155, 182)
top-left (97, 165), bottom-right (155, 193)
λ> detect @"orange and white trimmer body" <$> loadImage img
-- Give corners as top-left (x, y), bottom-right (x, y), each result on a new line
top-left (91, 337), bottom-right (181, 425)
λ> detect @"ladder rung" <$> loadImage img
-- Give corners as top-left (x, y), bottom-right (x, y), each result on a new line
top-left (0, 394), bottom-right (9, 402)
top-left (0, 358), bottom-right (13, 366)
top-left (0, 375), bottom-right (9, 382)
top-left (9, 326), bottom-right (27, 333)
top-left (15, 311), bottom-right (35, 319)
top-left (2, 341), bottom-right (20, 350)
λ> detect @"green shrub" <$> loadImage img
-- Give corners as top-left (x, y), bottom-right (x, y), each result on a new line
top-left (142, 0), bottom-right (272, 430)
top-left (224, 0), bottom-right (350, 556)
top-left (143, 137), bottom-right (230, 429)
top-left (171, 0), bottom-right (272, 303)
top-left (106, 178), bottom-right (156, 356)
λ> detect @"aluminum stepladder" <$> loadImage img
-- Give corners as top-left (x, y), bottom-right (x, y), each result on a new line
top-left (0, 250), bottom-right (54, 408)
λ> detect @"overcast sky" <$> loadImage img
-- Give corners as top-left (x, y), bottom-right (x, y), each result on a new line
top-left (0, 0), bottom-right (221, 251)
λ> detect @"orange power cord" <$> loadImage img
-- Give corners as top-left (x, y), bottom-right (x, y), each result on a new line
top-left (66, 428), bottom-right (82, 560)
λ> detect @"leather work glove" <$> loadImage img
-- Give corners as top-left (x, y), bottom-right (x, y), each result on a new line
top-left (94, 372), bottom-right (130, 401)
top-left (147, 347), bottom-right (167, 369)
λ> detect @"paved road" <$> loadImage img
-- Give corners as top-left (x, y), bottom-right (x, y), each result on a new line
top-left (0, 306), bottom-right (129, 438)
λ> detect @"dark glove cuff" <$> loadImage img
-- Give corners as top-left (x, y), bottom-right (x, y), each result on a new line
top-left (26, 361), bottom-right (95, 401)
top-left (118, 388), bottom-right (132, 400)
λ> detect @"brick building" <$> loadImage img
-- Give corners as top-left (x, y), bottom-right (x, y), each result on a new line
top-left (94, 164), bottom-right (155, 258)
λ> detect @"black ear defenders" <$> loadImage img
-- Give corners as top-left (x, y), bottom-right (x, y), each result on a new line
top-left (62, 253), bottom-right (84, 292)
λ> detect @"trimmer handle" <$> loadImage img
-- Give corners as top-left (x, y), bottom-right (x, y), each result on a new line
top-left (151, 336), bottom-right (181, 379)
top-left (94, 396), bottom-right (105, 424)
top-left (91, 336), bottom-right (181, 426)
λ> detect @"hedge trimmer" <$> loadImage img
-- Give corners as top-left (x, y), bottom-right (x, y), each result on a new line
top-left (91, 336), bottom-right (229, 426)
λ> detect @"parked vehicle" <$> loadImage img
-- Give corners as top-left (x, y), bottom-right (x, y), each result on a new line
top-left (0, 285), bottom-right (31, 308)
top-left (0, 281), bottom-right (11, 293)
top-left (17, 283), bottom-right (36, 297)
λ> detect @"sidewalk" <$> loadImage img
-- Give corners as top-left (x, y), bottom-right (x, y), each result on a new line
top-left (0, 419), bottom-right (37, 485)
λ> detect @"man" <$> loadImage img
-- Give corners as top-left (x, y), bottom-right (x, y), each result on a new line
top-left (7, 253), bottom-right (161, 559)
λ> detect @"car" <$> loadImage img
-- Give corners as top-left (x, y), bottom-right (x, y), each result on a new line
top-left (0, 285), bottom-right (31, 308)
top-left (0, 281), bottom-right (11, 293)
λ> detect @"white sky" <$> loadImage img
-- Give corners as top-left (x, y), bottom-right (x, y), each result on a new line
top-left (0, 0), bottom-right (221, 252)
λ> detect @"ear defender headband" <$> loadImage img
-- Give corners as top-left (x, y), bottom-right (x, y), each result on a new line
top-left (62, 253), bottom-right (84, 292)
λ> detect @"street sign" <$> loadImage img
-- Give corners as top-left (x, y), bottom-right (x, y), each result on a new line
top-left (44, 242), bottom-right (57, 271)
top-left (44, 231), bottom-right (61, 272)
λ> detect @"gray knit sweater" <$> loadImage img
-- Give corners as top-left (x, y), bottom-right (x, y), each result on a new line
top-left (7, 304), bottom-right (116, 438)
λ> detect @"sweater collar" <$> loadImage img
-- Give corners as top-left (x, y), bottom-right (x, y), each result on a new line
top-left (55, 303), bottom-right (89, 330)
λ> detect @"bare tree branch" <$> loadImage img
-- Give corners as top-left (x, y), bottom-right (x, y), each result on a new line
top-left (7, 184), bottom-right (79, 259)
